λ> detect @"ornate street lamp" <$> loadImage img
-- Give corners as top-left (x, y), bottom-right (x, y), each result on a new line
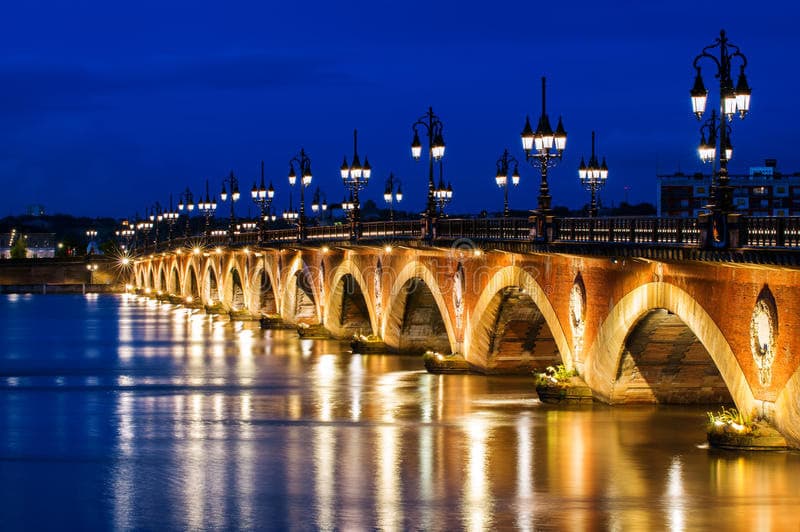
top-left (310, 186), bottom-right (328, 224)
top-left (341, 193), bottom-right (355, 218)
top-left (282, 193), bottom-right (299, 223)
top-left (494, 149), bottom-right (520, 217)
top-left (115, 220), bottom-right (135, 251)
top-left (162, 194), bottom-right (180, 243)
top-left (136, 211), bottom-right (153, 249)
top-left (433, 160), bottom-right (453, 216)
top-left (219, 171), bottom-right (240, 242)
top-left (148, 203), bottom-right (164, 246)
top-left (384, 172), bottom-right (403, 221)
top-left (520, 77), bottom-right (567, 238)
top-left (578, 131), bottom-right (609, 218)
top-left (411, 107), bottom-right (446, 227)
top-left (251, 161), bottom-right (275, 244)
top-left (177, 187), bottom-right (195, 237)
top-left (341, 129), bottom-right (371, 240)
top-left (691, 29), bottom-right (751, 219)
top-left (196, 180), bottom-right (218, 238)
top-left (288, 149), bottom-right (313, 240)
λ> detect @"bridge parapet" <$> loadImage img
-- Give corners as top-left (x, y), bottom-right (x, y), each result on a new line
top-left (138, 216), bottom-right (800, 265)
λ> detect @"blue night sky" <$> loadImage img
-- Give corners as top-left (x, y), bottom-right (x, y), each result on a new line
top-left (1, 1), bottom-right (798, 218)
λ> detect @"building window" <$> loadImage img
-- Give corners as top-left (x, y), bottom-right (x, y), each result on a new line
top-left (753, 186), bottom-right (768, 195)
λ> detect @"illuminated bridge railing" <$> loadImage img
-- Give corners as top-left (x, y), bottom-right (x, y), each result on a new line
top-left (553, 217), bottom-right (700, 245)
top-left (142, 216), bottom-right (800, 254)
top-left (435, 217), bottom-right (530, 240)
top-left (742, 217), bottom-right (800, 248)
top-left (362, 220), bottom-right (423, 239)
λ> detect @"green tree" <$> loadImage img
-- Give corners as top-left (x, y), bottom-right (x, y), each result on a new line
top-left (10, 235), bottom-right (28, 259)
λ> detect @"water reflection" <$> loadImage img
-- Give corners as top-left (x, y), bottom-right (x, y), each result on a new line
top-left (1, 294), bottom-right (800, 530)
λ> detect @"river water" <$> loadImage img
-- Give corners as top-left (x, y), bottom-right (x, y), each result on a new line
top-left (1, 294), bottom-right (799, 531)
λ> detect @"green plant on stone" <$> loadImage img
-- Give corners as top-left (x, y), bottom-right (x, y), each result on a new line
top-left (707, 407), bottom-right (751, 433)
top-left (534, 364), bottom-right (578, 387)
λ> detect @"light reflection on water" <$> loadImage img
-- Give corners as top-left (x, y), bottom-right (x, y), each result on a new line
top-left (1, 294), bottom-right (800, 530)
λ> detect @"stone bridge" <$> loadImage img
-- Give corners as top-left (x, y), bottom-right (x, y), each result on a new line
top-left (130, 229), bottom-right (800, 446)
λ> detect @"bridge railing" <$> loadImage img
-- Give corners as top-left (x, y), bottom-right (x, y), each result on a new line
top-left (553, 217), bottom-right (700, 245)
top-left (306, 224), bottom-right (350, 241)
top-left (435, 217), bottom-right (530, 240)
top-left (741, 217), bottom-right (800, 248)
top-left (137, 215), bottom-right (800, 255)
top-left (362, 220), bottom-right (423, 239)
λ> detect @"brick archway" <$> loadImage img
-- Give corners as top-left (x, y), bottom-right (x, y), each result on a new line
top-left (382, 260), bottom-right (456, 355)
top-left (324, 260), bottom-right (377, 338)
top-left (169, 264), bottom-right (181, 295)
top-left (465, 265), bottom-right (571, 372)
top-left (280, 256), bottom-right (320, 324)
top-left (204, 262), bottom-right (221, 305)
top-left (585, 282), bottom-right (756, 415)
top-left (247, 260), bottom-right (280, 315)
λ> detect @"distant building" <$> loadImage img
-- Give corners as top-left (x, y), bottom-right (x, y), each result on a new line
top-left (0, 231), bottom-right (57, 258)
top-left (657, 159), bottom-right (800, 218)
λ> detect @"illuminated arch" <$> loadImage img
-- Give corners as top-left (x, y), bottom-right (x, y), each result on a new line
top-left (584, 282), bottom-right (755, 414)
top-left (169, 264), bottom-right (181, 295)
top-left (247, 259), bottom-right (280, 315)
top-left (157, 264), bottom-right (167, 293)
top-left (465, 265), bottom-right (571, 371)
top-left (220, 255), bottom-right (248, 311)
top-left (382, 259), bottom-right (456, 354)
top-left (324, 259), bottom-right (377, 337)
top-left (184, 264), bottom-right (200, 300)
top-left (280, 256), bottom-right (321, 324)
top-left (203, 260), bottom-right (221, 305)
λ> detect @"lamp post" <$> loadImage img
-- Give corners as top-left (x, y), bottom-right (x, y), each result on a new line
top-left (86, 262), bottom-right (98, 284)
top-left (282, 193), bottom-right (299, 224)
top-left (384, 173), bottom-right (403, 221)
top-left (288, 149), bottom-right (313, 240)
top-left (177, 187), bottom-right (195, 237)
top-left (148, 203), bottom-right (163, 246)
top-left (135, 214), bottom-right (153, 250)
top-left (251, 161), bottom-right (275, 245)
top-left (219, 171), bottom-right (240, 243)
top-left (340, 129), bottom-right (371, 240)
top-left (115, 220), bottom-right (135, 251)
top-left (433, 160), bottom-right (453, 216)
top-left (162, 194), bottom-right (180, 243)
top-left (411, 107), bottom-right (446, 233)
top-left (310, 186), bottom-right (328, 224)
top-left (578, 131), bottom-right (609, 217)
top-left (691, 29), bottom-right (751, 224)
top-left (494, 149), bottom-right (520, 217)
top-left (520, 77), bottom-right (567, 239)
top-left (341, 193), bottom-right (355, 220)
top-left (197, 180), bottom-right (218, 238)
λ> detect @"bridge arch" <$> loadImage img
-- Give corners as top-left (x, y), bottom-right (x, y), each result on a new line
top-left (148, 267), bottom-right (155, 291)
top-left (585, 282), bottom-right (755, 414)
top-left (382, 260), bottom-right (456, 354)
top-left (169, 264), bottom-right (181, 295)
top-left (465, 265), bottom-right (571, 373)
top-left (324, 260), bottom-right (377, 337)
top-left (248, 261), bottom-right (280, 315)
top-left (157, 265), bottom-right (167, 293)
top-left (220, 255), bottom-right (248, 312)
top-left (204, 261), bottom-right (221, 305)
top-left (184, 264), bottom-right (200, 301)
top-left (280, 257), bottom-right (320, 324)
